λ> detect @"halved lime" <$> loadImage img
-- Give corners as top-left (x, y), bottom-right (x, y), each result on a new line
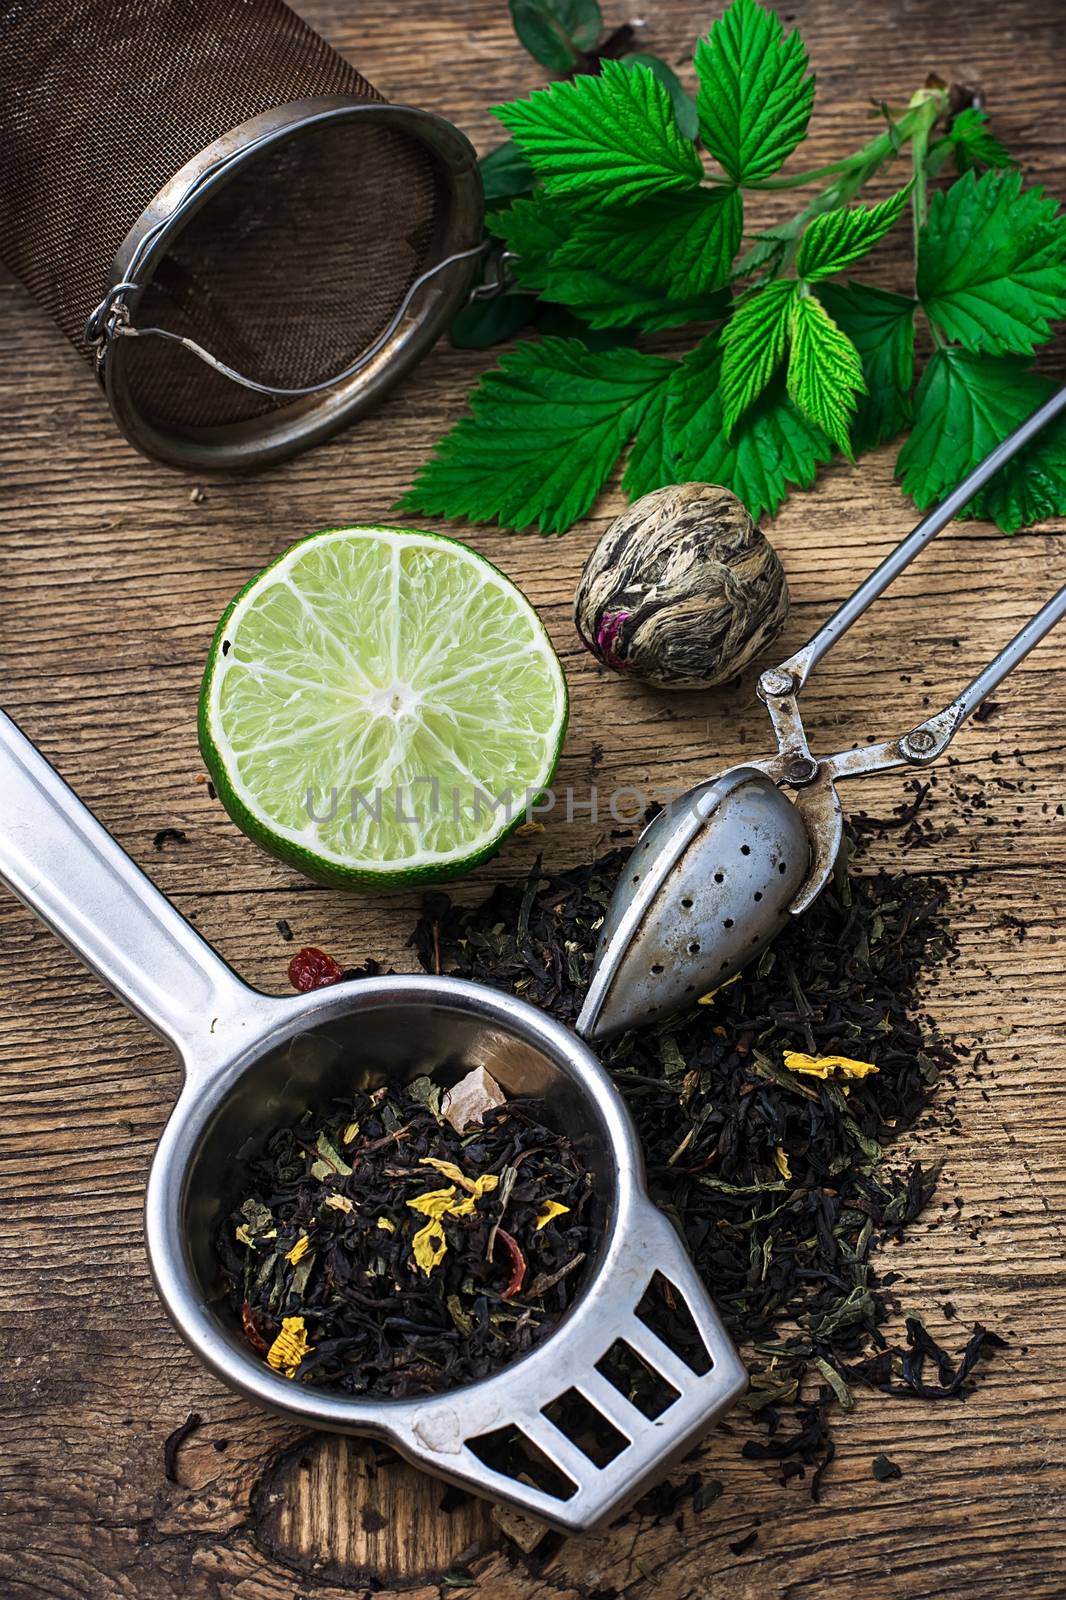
top-left (199, 527), bottom-right (568, 889)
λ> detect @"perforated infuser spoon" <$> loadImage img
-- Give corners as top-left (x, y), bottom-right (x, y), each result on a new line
top-left (577, 385), bottom-right (1066, 1042)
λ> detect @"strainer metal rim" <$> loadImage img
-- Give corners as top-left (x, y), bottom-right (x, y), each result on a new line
top-left (101, 96), bottom-right (483, 471)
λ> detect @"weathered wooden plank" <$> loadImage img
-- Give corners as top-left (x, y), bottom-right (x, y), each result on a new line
top-left (0, 0), bottom-right (1064, 1596)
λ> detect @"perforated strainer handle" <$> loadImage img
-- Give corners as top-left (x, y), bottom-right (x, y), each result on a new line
top-left (388, 1201), bottom-right (747, 1533)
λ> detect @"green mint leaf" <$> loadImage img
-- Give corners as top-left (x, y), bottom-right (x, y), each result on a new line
top-left (450, 294), bottom-right (538, 350)
top-left (623, 378), bottom-right (681, 497)
top-left (668, 334), bottom-right (832, 520)
top-left (917, 169), bottom-right (1066, 356)
top-left (948, 108), bottom-right (1016, 175)
top-left (786, 293), bottom-right (865, 459)
top-left (694, 0), bottom-right (815, 183)
top-left (552, 188), bottom-right (743, 302)
top-left (479, 141), bottom-right (536, 204)
top-left (896, 348), bottom-right (1066, 532)
top-left (795, 187), bottom-right (912, 281)
top-left (399, 338), bottom-right (675, 534)
top-left (508, 0), bottom-right (602, 74)
top-left (493, 58), bottom-right (703, 206)
top-left (816, 282), bottom-right (916, 452)
top-left (720, 278), bottom-right (797, 434)
top-left (621, 54), bottom-right (700, 141)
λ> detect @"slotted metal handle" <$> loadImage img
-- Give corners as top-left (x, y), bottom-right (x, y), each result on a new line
top-left (389, 1201), bottom-right (747, 1532)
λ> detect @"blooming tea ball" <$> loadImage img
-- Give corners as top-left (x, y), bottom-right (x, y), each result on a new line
top-left (574, 484), bottom-right (790, 690)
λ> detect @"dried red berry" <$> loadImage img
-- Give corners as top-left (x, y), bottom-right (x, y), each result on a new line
top-left (241, 1301), bottom-right (269, 1354)
top-left (287, 946), bottom-right (344, 993)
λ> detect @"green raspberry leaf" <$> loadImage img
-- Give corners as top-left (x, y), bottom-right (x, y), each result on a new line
top-left (896, 347), bottom-right (1066, 532)
top-left (694, 0), bottom-right (815, 183)
top-left (552, 188), bottom-right (743, 302)
top-left (508, 0), bottom-right (602, 74)
top-left (917, 169), bottom-right (1066, 356)
top-left (668, 334), bottom-right (832, 521)
top-left (493, 58), bottom-right (703, 206)
top-left (720, 278), bottom-right (797, 435)
top-left (621, 54), bottom-right (700, 141)
top-left (786, 293), bottom-right (866, 459)
top-left (399, 338), bottom-right (675, 534)
top-left (948, 108), bottom-right (1016, 175)
top-left (795, 187), bottom-right (912, 281)
top-left (623, 376), bottom-right (683, 497)
top-left (493, 193), bottom-right (568, 292)
top-left (816, 282), bottom-right (916, 453)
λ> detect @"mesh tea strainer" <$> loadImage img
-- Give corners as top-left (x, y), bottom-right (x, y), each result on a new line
top-left (0, 0), bottom-right (484, 470)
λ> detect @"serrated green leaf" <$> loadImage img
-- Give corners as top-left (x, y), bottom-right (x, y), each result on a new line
top-left (494, 58), bottom-right (703, 206)
top-left (694, 0), bottom-right (815, 183)
top-left (622, 378), bottom-right (681, 497)
top-left (948, 107), bottom-right (1016, 175)
top-left (541, 268), bottom-right (728, 329)
top-left (552, 187), bottom-right (743, 301)
top-left (786, 292), bottom-right (865, 458)
top-left (668, 334), bottom-right (832, 521)
top-left (508, 0), bottom-right (602, 73)
top-left (816, 281), bottom-right (916, 452)
top-left (917, 169), bottom-right (1066, 356)
top-left (479, 140), bottom-right (536, 204)
top-left (399, 338), bottom-right (675, 534)
top-left (795, 187), bottom-right (911, 281)
top-left (621, 53), bottom-right (700, 141)
top-left (896, 347), bottom-right (1066, 533)
top-left (720, 278), bottom-right (796, 434)
top-left (493, 192), bottom-right (569, 293)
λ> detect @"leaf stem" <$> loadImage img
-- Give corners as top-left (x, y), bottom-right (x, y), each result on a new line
top-left (734, 92), bottom-right (948, 280)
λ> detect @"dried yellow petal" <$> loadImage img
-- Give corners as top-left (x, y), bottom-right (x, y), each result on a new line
top-left (285, 1234), bottom-right (311, 1265)
top-left (234, 1224), bottom-right (254, 1247)
top-left (783, 1050), bottom-right (878, 1080)
top-left (408, 1186), bottom-right (459, 1220)
top-left (773, 1147), bottom-right (792, 1180)
top-left (266, 1315), bottom-right (313, 1378)
top-left (697, 973), bottom-right (741, 1005)
top-left (377, 1216), bottom-right (396, 1233)
top-left (534, 1201), bottom-right (570, 1231)
top-left (412, 1217), bottom-right (447, 1275)
top-left (342, 1120), bottom-right (360, 1144)
top-left (324, 1194), bottom-right (353, 1214)
top-left (419, 1156), bottom-right (500, 1198)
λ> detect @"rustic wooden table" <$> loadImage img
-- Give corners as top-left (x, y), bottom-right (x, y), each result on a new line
top-left (1, 2), bottom-right (1064, 1596)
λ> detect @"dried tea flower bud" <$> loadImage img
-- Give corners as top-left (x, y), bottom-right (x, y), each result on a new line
top-left (574, 484), bottom-right (790, 689)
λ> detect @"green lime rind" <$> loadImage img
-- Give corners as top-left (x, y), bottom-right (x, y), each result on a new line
top-left (199, 526), bottom-right (569, 892)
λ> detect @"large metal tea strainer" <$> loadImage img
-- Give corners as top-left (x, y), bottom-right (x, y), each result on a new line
top-left (0, 711), bottom-right (745, 1533)
top-left (578, 385), bottom-right (1066, 1041)
top-left (0, 0), bottom-right (483, 470)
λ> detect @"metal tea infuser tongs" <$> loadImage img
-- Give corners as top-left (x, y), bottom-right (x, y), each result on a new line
top-left (577, 385), bottom-right (1066, 1042)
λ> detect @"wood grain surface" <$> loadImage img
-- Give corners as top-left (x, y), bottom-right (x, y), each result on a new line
top-left (1, 3), bottom-right (1064, 1598)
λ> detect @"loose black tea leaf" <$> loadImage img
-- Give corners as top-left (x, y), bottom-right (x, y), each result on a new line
top-left (219, 1076), bottom-right (595, 1399)
top-left (408, 813), bottom-right (1005, 1492)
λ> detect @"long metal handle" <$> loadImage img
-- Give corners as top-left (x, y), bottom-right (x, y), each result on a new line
top-left (0, 710), bottom-right (254, 1064)
top-left (822, 582), bottom-right (1066, 781)
top-left (777, 383), bottom-right (1066, 691)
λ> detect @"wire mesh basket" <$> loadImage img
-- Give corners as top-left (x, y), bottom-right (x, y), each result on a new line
top-left (0, 0), bottom-right (483, 470)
